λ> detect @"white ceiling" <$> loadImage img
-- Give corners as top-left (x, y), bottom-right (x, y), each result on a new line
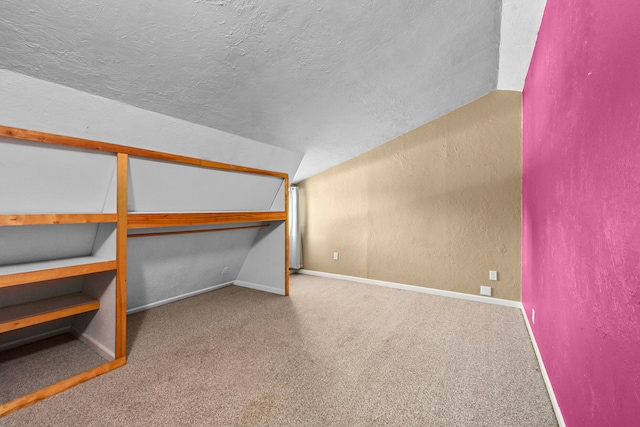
top-left (0, 1), bottom-right (545, 182)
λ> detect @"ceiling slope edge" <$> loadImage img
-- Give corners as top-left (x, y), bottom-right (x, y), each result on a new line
top-left (497, 0), bottom-right (548, 91)
top-left (0, 69), bottom-right (303, 180)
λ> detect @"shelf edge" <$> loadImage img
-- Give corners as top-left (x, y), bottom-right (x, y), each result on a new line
top-left (0, 214), bottom-right (117, 226)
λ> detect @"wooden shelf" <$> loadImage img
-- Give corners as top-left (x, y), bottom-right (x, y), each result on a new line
top-left (0, 257), bottom-right (117, 289)
top-left (0, 293), bottom-right (100, 333)
top-left (127, 211), bottom-right (287, 228)
top-left (0, 214), bottom-right (117, 226)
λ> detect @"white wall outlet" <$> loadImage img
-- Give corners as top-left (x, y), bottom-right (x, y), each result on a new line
top-left (220, 266), bottom-right (229, 275)
top-left (333, 252), bottom-right (339, 260)
top-left (489, 270), bottom-right (498, 281)
top-left (480, 286), bottom-right (492, 296)
top-left (532, 308), bottom-right (536, 324)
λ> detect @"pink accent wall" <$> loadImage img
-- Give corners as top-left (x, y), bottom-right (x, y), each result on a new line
top-left (522, 0), bottom-right (640, 425)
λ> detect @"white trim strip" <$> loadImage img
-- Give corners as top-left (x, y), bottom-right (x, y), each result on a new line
top-left (234, 280), bottom-right (286, 296)
top-left (298, 269), bottom-right (522, 308)
top-left (521, 307), bottom-right (565, 426)
top-left (126, 282), bottom-right (234, 314)
top-left (70, 327), bottom-right (115, 361)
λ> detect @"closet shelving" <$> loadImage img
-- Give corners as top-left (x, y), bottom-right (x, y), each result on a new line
top-left (0, 125), bottom-right (289, 417)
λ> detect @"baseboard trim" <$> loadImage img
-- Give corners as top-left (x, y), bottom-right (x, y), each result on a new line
top-left (298, 270), bottom-right (522, 308)
top-left (0, 327), bottom-right (70, 352)
top-left (127, 282), bottom-right (234, 315)
top-left (234, 280), bottom-right (286, 296)
top-left (70, 328), bottom-right (115, 361)
top-left (521, 307), bottom-right (565, 427)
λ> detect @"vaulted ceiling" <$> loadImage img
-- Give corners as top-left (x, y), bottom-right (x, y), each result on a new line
top-left (0, 1), bottom-right (545, 182)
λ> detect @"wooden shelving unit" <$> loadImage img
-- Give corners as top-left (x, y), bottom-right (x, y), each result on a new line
top-left (0, 128), bottom-right (127, 417)
top-left (0, 124), bottom-right (290, 417)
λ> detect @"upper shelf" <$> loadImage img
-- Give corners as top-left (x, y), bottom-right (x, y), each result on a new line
top-left (0, 256), bottom-right (117, 289)
top-left (0, 214), bottom-right (117, 226)
top-left (127, 211), bottom-right (287, 228)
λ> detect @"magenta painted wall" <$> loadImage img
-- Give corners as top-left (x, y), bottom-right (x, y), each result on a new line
top-left (522, 0), bottom-right (640, 425)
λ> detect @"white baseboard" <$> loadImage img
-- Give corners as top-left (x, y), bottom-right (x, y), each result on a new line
top-left (234, 280), bottom-right (286, 296)
top-left (521, 307), bottom-right (565, 427)
top-left (298, 270), bottom-right (522, 308)
top-left (127, 281), bottom-right (234, 315)
top-left (70, 328), bottom-right (115, 361)
top-left (0, 327), bottom-right (70, 352)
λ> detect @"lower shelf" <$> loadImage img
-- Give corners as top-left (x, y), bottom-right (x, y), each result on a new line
top-left (0, 333), bottom-right (125, 417)
top-left (0, 293), bottom-right (100, 334)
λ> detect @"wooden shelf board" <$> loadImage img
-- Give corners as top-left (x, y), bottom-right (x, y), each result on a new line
top-left (0, 293), bottom-right (100, 333)
top-left (0, 257), bottom-right (116, 289)
top-left (128, 224), bottom-right (269, 238)
top-left (0, 214), bottom-right (117, 226)
top-left (127, 211), bottom-right (287, 228)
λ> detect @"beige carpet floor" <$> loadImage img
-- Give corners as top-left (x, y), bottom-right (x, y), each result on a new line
top-left (1, 274), bottom-right (557, 426)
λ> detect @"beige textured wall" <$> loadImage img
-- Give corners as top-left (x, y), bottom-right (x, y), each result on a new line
top-left (297, 91), bottom-right (522, 300)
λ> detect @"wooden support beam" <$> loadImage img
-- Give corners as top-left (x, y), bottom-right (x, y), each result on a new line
top-left (115, 153), bottom-right (128, 360)
top-left (284, 177), bottom-right (290, 296)
top-left (128, 224), bottom-right (268, 239)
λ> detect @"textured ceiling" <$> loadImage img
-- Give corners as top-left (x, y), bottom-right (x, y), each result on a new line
top-left (0, 1), bottom-right (543, 182)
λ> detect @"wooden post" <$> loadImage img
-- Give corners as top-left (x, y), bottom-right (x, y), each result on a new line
top-left (116, 153), bottom-right (128, 359)
top-left (284, 176), bottom-right (290, 296)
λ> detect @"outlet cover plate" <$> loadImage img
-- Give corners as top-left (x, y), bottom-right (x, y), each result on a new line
top-left (480, 286), bottom-right (492, 296)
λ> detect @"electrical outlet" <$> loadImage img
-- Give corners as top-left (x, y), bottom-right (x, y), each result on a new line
top-left (489, 270), bottom-right (498, 281)
top-left (333, 252), bottom-right (339, 260)
top-left (480, 286), bottom-right (492, 296)
top-left (220, 266), bottom-right (229, 275)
